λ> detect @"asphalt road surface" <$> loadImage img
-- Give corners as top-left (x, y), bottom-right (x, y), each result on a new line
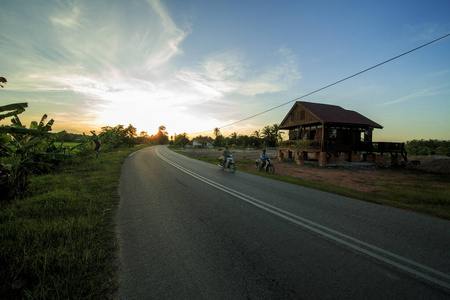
top-left (116, 145), bottom-right (450, 299)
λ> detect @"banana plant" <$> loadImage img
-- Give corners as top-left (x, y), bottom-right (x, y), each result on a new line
top-left (0, 102), bottom-right (27, 121)
top-left (0, 103), bottom-right (69, 199)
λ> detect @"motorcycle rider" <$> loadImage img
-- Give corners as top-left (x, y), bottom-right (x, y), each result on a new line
top-left (260, 149), bottom-right (269, 170)
top-left (221, 145), bottom-right (231, 168)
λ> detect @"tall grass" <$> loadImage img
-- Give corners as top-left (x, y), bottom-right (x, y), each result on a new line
top-left (0, 146), bottom-right (146, 299)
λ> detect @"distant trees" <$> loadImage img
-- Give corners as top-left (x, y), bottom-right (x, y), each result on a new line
top-left (405, 139), bottom-right (450, 156)
top-left (136, 131), bottom-right (150, 144)
top-left (98, 124), bottom-right (137, 149)
top-left (173, 133), bottom-right (189, 148)
top-left (213, 127), bottom-right (220, 138)
top-left (132, 125), bottom-right (169, 145)
top-left (188, 124), bottom-right (283, 149)
top-left (260, 124), bottom-right (284, 148)
top-left (56, 132), bottom-right (84, 142)
top-left (190, 125), bottom-right (283, 149)
top-left (211, 127), bottom-right (224, 147)
top-left (60, 126), bottom-right (450, 155)
top-left (155, 125), bottom-right (169, 145)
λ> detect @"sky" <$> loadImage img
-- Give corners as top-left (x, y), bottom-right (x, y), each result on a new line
top-left (0, 0), bottom-right (449, 142)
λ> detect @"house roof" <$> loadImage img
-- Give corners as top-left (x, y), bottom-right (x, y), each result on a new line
top-left (280, 101), bottom-right (383, 129)
top-left (192, 137), bottom-right (213, 143)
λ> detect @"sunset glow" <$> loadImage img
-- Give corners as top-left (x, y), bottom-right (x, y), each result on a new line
top-left (1, 0), bottom-right (449, 141)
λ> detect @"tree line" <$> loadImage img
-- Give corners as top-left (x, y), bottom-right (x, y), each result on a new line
top-left (171, 124), bottom-right (284, 149)
top-left (405, 139), bottom-right (450, 156)
top-left (58, 123), bottom-right (284, 150)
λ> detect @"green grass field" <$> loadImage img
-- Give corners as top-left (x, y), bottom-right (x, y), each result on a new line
top-left (0, 145), bottom-right (147, 299)
top-left (61, 142), bottom-right (82, 148)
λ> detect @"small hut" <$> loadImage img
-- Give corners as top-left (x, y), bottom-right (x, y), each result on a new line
top-left (278, 101), bottom-right (406, 166)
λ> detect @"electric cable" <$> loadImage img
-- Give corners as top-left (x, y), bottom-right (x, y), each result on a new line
top-left (191, 33), bottom-right (450, 135)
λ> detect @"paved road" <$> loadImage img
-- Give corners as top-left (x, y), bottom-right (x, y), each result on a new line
top-left (116, 145), bottom-right (450, 299)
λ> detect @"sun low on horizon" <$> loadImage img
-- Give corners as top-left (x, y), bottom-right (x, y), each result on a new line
top-left (1, 0), bottom-right (449, 142)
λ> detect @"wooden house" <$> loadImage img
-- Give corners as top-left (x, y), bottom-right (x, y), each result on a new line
top-left (192, 137), bottom-right (214, 148)
top-left (278, 101), bottom-right (406, 166)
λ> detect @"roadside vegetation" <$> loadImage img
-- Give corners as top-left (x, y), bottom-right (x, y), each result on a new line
top-left (0, 147), bottom-right (146, 299)
top-left (0, 94), bottom-right (160, 298)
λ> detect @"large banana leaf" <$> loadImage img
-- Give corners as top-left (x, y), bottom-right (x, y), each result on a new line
top-left (0, 103), bottom-right (28, 121)
top-left (0, 126), bottom-right (52, 136)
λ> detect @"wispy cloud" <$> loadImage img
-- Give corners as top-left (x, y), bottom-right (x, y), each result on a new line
top-left (406, 23), bottom-right (444, 41)
top-left (177, 46), bottom-right (301, 99)
top-left (49, 3), bottom-right (82, 28)
top-left (239, 46), bottom-right (301, 96)
top-left (145, 0), bottom-right (188, 70)
top-left (379, 85), bottom-right (450, 107)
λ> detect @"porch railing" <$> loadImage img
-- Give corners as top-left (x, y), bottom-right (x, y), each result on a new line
top-left (280, 140), bottom-right (405, 153)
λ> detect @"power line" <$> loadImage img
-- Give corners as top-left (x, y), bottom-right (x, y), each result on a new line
top-left (192, 33), bottom-right (450, 135)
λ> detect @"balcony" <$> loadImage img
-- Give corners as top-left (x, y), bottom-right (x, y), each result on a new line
top-left (280, 140), bottom-right (405, 154)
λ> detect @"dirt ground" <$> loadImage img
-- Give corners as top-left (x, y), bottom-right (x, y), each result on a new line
top-left (177, 148), bottom-right (450, 193)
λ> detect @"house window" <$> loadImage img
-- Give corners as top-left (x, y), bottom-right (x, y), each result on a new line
top-left (290, 112), bottom-right (297, 121)
top-left (329, 128), bottom-right (337, 139)
top-left (364, 130), bottom-right (372, 142)
top-left (300, 110), bottom-right (305, 120)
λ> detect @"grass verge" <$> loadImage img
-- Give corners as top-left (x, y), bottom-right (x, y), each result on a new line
top-left (179, 153), bottom-right (450, 220)
top-left (0, 146), bottom-right (146, 299)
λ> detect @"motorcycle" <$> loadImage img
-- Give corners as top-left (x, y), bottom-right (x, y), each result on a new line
top-left (219, 155), bottom-right (236, 173)
top-left (256, 158), bottom-right (275, 174)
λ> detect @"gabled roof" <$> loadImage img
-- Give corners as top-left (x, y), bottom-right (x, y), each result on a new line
top-left (192, 137), bottom-right (213, 143)
top-left (280, 101), bottom-right (383, 129)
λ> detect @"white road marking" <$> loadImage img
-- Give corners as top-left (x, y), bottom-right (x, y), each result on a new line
top-left (155, 147), bottom-right (450, 290)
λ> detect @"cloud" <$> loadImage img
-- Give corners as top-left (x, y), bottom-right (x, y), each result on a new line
top-left (145, 0), bottom-right (188, 70)
top-left (237, 46), bottom-right (301, 96)
top-left (0, 0), bottom-right (301, 135)
top-left (49, 3), bottom-right (82, 28)
top-left (379, 85), bottom-right (450, 106)
top-left (406, 23), bottom-right (443, 41)
top-left (178, 46), bottom-right (301, 98)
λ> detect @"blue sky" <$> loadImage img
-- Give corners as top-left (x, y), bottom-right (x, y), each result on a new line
top-left (1, 0), bottom-right (449, 142)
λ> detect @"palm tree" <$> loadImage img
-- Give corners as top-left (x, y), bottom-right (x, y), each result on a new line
top-left (271, 123), bottom-right (284, 145)
top-left (251, 130), bottom-right (260, 139)
top-left (229, 132), bottom-right (238, 146)
top-left (261, 125), bottom-right (272, 141)
top-left (213, 127), bottom-right (221, 138)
